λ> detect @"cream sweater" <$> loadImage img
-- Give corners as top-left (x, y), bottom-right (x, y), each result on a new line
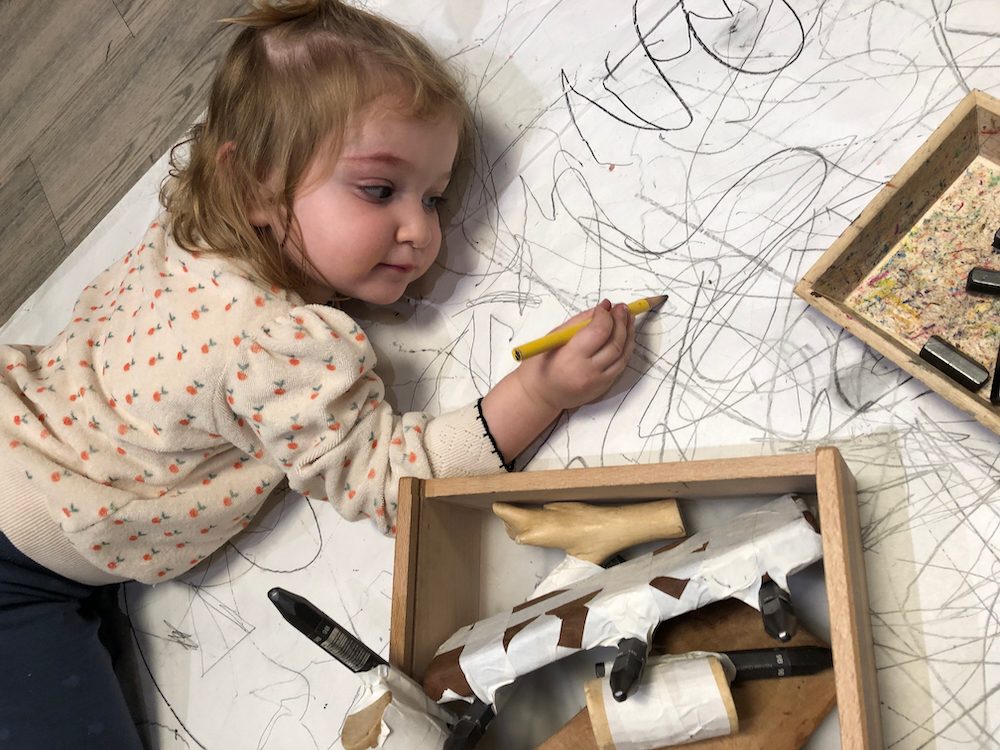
top-left (0, 218), bottom-right (506, 585)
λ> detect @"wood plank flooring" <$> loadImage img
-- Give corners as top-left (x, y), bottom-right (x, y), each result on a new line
top-left (0, 0), bottom-right (244, 327)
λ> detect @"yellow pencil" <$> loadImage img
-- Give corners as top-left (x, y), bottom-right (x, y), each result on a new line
top-left (511, 295), bottom-right (668, 361)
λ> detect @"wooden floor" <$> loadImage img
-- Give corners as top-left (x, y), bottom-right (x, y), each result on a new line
top-left (0, 0), bottom-right (245, 327)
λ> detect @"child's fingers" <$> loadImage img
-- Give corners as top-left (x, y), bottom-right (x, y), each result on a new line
top-left (605, 312), bottom-right (636, 374)
top-left (588, 303), bottom-right (632, 370)
top-left (566, 302), bottom-right (617, 356)
top-left (547, 299), bottom-right (612, 336)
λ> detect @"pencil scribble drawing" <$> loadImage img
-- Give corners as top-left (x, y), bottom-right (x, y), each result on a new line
top-left (2, 0), bottom-right (998, 747)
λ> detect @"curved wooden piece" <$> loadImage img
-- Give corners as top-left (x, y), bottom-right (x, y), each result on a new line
top-left (492, 499), bottom-right (686, 565)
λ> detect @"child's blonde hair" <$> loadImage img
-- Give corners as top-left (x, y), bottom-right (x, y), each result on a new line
top-left (162, 0), bottom-right (473, 296)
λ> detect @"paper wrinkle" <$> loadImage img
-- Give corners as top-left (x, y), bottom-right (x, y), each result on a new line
top-left (438, 688), bottom-right (474, 705)
top-left (652, 651), bottom-right (738, 684)
top-left (596, 582), bottom-right (662, 644)
top-left (350, 667), bottom-right (391, 714)
top-left (458, 607), bottom-right (521, 706)
top-left (503, 613), bottom-right (566, 675)
top-left (346, 665), bottom-right (452, 749)
top-left (437, 622), bottom-right (474, 655)
top-left (712, 651), bottom-right (737, 684)
top-left (377, 702), bottom-right (450, 750)
top-left (729, 584), bottom-right (761, 610)
top-left (436, 494), bottom-right (822, 704)
top-left (533, 554), bottom-right (603, 598)
top-left (463, 555), bottom-right (601, 704)
top-left (600, 654), bottom-right (734, 750)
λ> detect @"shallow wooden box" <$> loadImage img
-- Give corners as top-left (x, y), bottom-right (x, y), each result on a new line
top-left (389, 448), bottom-right (882, 749)
top-left (796, 89), bottom-right (1000, 435)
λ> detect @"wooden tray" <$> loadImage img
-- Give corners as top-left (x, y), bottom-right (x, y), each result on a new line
top-left (796, 88), bottom-right (1000, 434)
top-left (389, 449), bottom-right (882, 749)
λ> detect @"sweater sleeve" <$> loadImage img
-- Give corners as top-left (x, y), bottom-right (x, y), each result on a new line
top-left (219, 305), bottom-right (507, 535)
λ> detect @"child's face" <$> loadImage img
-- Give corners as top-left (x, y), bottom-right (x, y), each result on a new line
top-left (285, 104), bottom-right (460, 304)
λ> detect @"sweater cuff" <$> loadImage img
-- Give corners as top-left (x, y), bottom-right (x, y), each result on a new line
top-left (422, 401), bottom-right (512, 477)
top-left (0, 455), bottom-right (128, 586)
top-left (475, 397), bottom-right (515, 472)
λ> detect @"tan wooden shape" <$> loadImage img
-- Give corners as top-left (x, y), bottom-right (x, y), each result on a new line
top-left (492, 498), bottom-right (686, 564)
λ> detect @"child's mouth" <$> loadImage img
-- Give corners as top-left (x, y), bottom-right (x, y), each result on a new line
top-left (379, 263), bottom-right (414, 274)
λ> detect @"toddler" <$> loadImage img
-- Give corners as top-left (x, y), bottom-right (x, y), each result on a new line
top-left (0, 1), bottom-right (635, 748)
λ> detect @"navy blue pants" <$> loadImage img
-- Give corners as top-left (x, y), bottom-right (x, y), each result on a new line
top-left (0, 530), bottom-right (143, 750)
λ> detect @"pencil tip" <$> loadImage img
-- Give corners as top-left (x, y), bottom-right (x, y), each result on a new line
top-left (647, 294), bottom-right (668, 307)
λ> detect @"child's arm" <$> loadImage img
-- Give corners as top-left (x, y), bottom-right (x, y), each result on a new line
top-left (480, 300), bottom-right (636, 463)
top-left (222, 306), bottom-right (510, 535)
top-left (222, 301), bottom-right (633, 535)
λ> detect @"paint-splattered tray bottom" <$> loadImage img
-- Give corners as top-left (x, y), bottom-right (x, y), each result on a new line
top-left (846, 154), bottom-right (1000, 380)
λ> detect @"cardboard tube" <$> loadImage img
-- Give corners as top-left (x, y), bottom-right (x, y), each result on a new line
top-left (585, 679), bottom-right (616, 750)
top-left (708, 657), bottom-right (739, 732)
top-left (585, 654), bottom-right (738, 749)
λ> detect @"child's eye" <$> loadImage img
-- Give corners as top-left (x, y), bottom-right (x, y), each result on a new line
top-left (423, 195), bottom-right (447, 210)
top-left (361, 185), bottom-right (393, 201)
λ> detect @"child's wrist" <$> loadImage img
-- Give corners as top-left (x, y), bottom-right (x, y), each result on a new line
top-left (511, 366), bottom-right (564, 418)
top-left (480, 369), bottom-right (562, 462)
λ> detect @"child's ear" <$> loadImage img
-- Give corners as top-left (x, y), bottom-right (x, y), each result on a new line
top-left (217, 143), bottom-right (274, 228)
top-left (246, 201), bottom-right (273, 228)
top-left (216, 141), bottom-right (236, 165)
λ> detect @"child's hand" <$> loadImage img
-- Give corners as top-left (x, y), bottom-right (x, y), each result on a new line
top-left (480, 300), bottom-right (636, 463)
top-left (516, 299), bottom-right (635, 412)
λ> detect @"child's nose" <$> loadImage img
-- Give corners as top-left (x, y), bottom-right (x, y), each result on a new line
top-left (395, 201), bottom-right (435, 249)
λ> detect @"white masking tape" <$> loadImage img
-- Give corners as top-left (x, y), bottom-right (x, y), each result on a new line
top-left (342, 665), bottom-right (452, 750)
top-left (586, 653), bottom-right (738, 750)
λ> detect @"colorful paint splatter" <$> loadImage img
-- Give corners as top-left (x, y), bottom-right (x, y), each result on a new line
top-left (846, 155), bottom-right (1000, 384)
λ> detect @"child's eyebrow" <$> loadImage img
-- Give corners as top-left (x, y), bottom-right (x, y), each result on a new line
top-left (343, 153), bottom-right (452, 180)
top-left (343, 153), bottom-right (405, 166)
